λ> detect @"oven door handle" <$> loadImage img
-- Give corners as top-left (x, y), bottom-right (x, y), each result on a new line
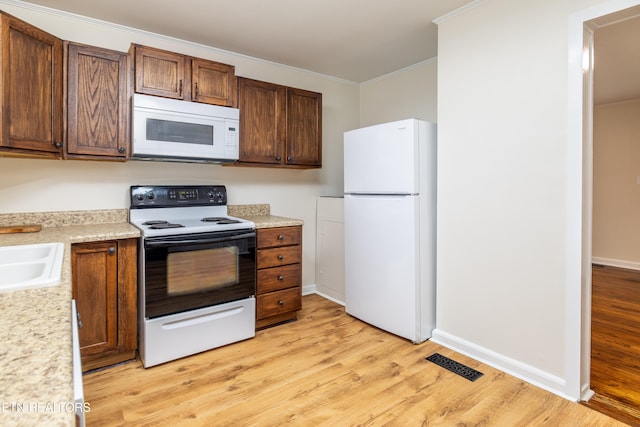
top-left (144, 231), bottom-right (256, 248)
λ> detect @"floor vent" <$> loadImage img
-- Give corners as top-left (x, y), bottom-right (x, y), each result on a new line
top-left (425, 353), bottom-right (484, 382)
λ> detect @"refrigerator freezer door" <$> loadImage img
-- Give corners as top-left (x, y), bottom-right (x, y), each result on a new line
top-left (344, 119), bottom-right (420, 195)
top-left (344, 194), bottom-right (420, 341)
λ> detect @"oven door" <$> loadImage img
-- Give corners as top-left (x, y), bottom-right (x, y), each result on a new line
top-left (142, 230), bottom-right (255, 319)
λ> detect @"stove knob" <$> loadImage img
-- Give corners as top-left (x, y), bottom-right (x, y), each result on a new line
top-left (136, 194), bottom-right (144, 201)
top-left (207, 191), bottom-right (215, 200)
top-left (147, 192), bottom-right (155, 200)
top-left (216, 192), bottom-right (224, 202)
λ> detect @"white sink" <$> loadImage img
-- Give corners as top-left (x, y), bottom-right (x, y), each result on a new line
top-left (0, 242), bottom-right (64, 292)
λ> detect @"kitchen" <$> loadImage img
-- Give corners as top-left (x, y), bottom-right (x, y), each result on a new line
top-left (0, 0), bottom-right (637, 425)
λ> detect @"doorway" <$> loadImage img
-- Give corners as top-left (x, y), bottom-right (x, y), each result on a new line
top-left (571, 1), bottom-right (640, 422)
top-left (588, 8), bottom-right (640, 422)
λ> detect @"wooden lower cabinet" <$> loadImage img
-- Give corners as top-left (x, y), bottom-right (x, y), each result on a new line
top-left (72, 238), bottom-right (137, 371)
top-left (255, 226), bottom-right (302, 329)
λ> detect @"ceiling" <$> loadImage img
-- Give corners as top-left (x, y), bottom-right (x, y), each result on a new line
top-left (591, 7), bottom-right (640, 105)
top-left (22, 0), bottom-right (473, 83)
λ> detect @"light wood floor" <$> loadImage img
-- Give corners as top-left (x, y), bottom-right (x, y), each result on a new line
top-left (84, 294), bottom-right (624, 426)
top-left (583, 265), bottom-right (640, 425)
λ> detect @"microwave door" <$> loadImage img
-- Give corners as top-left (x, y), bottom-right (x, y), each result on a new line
top-left (134, 110), bottom-right (226, 159)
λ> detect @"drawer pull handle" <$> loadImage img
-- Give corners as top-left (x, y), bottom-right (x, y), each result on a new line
top-left (278, 275), bottom-right (285, 280)
top-left (278, 300), bottom-right (284, 306)
top-left (278, 255), bottom-right (284, 260)
top-left (278, 234), bottom-right (284, 240)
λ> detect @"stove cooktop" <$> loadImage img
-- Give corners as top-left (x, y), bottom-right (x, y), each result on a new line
top-left (129, 185), bottom-right (255, 237)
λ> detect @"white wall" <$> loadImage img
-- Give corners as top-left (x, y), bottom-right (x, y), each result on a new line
top-left (592, 98), bottom-right (640, 267)
top-left (434, 0), bottom-right (611, 399)
top-left (0, 1), bottom-right (360, 288)
top-left (359, 59), bottom-right (438, 127)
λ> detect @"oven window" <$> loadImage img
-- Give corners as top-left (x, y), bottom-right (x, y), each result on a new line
top-left (143, 232), bottom-right (256, 319)
top-left (167, 247), bottom-right (238, 295)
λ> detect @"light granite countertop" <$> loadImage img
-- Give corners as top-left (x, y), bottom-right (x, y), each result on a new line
top-left (0, 212), bottom-right (139, 427)
top-left (228, 204), bottom-right (304, 229)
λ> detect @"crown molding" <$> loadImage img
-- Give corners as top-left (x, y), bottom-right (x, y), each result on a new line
top-left (433, 0), bottom-right (488, 25)
top-left (361, 56), bottom-right (437, 86)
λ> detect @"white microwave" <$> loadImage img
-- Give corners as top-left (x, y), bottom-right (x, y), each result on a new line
top-left (132, 93), bottom-right (239, 163)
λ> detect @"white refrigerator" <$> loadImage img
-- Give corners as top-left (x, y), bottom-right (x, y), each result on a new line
top-left (343, 118), bottom-right (436, 343)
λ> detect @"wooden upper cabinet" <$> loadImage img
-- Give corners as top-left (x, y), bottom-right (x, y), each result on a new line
top-left (192, 58), bottom-right (237, 107)
top-left (237, 77), bottom-right (322, 168)
top-left (238, 77), bottom-right (286, 165)
top-left (0, 11), bottom-right (63, 157)
top-left (286, 87), bottom-right (322, 167)
top-left (132, 44), bottom-right (236, 106)
top-left (65, 42), bottom-right (129, 160)
top-left (133, 44), bottom-right (186, 100)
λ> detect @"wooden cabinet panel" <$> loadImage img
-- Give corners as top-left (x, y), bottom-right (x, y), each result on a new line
top-left (257, 245), bottom-right (301, 269)
top-left (134, 44), bottom-right (187, 100)
top-left (132, 44), bottom-right (237, 106)
top-left (237, 77), bottom-right (321, 168)
top-left (66, 42), bottom-right (129, 159)
top-left (0, 12), bottom-right (63, 157)
top-left (72, 241), bottom-right (118, 358)
top-left (257, 287), bottom-right (302, 320)
top-left (257, 226), bottom-right (302, 248)
top-left (255, 225), bottom-right (302, 329)
top-left (257, 264), bottom-right (301, 294)
top-left (72, 238), bottom-right (137, 371)
top-left (192, 58), bottom-right (237, 107)
top-left (238, 77), bottom-right (286, 164)
top-left (286, 87), bottom-right (322, 167)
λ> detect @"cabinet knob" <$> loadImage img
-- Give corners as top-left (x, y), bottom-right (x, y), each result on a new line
top-left (108, 247), bottom-right (116, 254)
top-left (287, 156), bottom-right (292, 162)
top-left (278, 275), bottom-right (285, 281)
top-left (78, 320), bottom-right (83, 328)
top-left (278, 300), bottom-right (284, 306)
top-left (278, 255), bottom-right (284, 260)
top-left (118, 147), bottom-right (126, 154)
top-left (54, 142), bottom-right (62, 149)
top-left (275, 155), bottom-right (282, 161)
top-left (278, 234), bottom-right (284, 240)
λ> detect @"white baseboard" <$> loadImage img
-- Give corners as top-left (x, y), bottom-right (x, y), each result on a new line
top-left (302, 284), bottom-right (316, 296)
top-left (592, 257), bottom-right (640, 271)
top-left (302, 284), bottom-right (345, 306)
top-left (581, 388), bottom-right (595, 402)
top-left (431, 329), bottom-right (576, 401)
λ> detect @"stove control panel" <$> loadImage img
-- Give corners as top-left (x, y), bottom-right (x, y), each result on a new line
top-left (130, 185), bottom-right (227, 208)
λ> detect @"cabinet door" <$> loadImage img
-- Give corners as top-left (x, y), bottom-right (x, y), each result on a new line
top-left (66, 43), bottom-right (129, 159)
top-left (72, 241), bottom-right (119, 360)
top-left (286, 87), bottom-right (322, 167)
top-left (134, 44), bottom-right (187, 100)
top-left (238, 77), bottom-right (286, 164)
top-left (0, 12), bottom-right (63, 156)
top-left (192, 58), bottom-right (237, 107)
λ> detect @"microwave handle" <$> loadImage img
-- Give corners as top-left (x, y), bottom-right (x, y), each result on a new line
top-left (144, 231), bottom-right (255, 249)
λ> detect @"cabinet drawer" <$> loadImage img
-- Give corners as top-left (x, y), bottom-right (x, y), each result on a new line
top-left (257, 288), bottom-right (301, 319)
top-left (257, 226), bottom-right (301, 248)
top-left (257, 264), bottom-right (301, 294)
top-left (257, 245), bottom-right (301, 269)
